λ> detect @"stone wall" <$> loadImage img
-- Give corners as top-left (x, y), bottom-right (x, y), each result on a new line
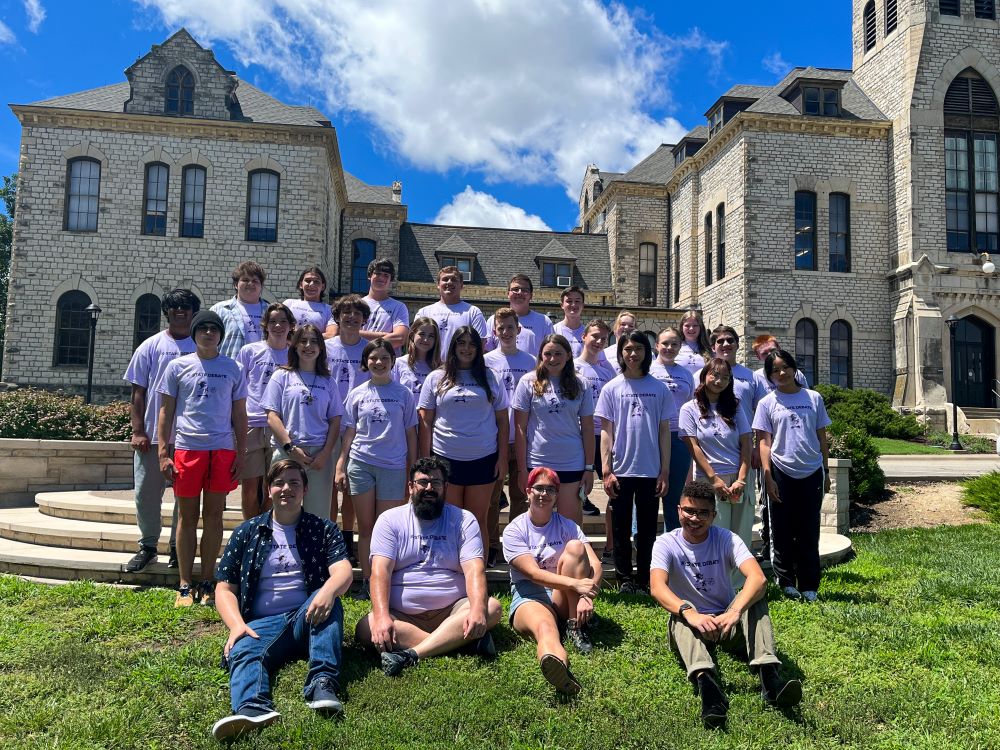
top-left (0, 438), bottom-right (133, 507)
top-left (823, 457), bottom-right (852, 535)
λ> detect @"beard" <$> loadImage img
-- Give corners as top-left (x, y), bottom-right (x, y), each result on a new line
top-left (412, 490), bottom-right (445, 520)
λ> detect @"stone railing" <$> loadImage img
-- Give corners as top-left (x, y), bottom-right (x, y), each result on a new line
top-left (822, 457), bottom-right (852, 535)
top-left (0, 438), bottom-right (132, 507)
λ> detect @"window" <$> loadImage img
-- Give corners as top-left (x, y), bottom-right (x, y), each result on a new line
top-left (440, 255), bottom-right (474, 282)
top-left (976, 0), bottom-right (996, 19)
top-left (165, 66), bottom-right (194, 115)
top-left (944, 70), bottom-right (1000, 253)
top-left (673, 237), bottom-right (681, 304)
top-left (593, 181), bottom-right (603, 199)
top-left (180, 166), bottom-right (206, 238)
top-left (716, 203), bottom-right (726, 280)
top-left (939, 0), bottom-right (960, 15)
top-left (886, 0), bottom-right (898, 33)
top-left (863, 2), bottom-right (877, 51)
top-left (133, 294), bottom-right (161, 348)
top-left (704, 213), bottom-right (713, 286)
top-left (803, 86), bottom-right (841, 116)
top-left (830, 320), bottom-right (853, 388)
top-left (795, 191), bottom-right (817, 270)
top-left (584, 192), bottom-right (589, 212)
top-left (638, 243), bottom-right (657, 306)
top-left (142, 163), bottom-right (169, 236)
top-left (829, 193), bottom-right (851, 272)
top-left (674, 149), bottom-right (685, 168)
top-left (65, 158), bottom-right (100, 232)
top-left (351, 239), bottom-right (376, 293)
top-left (54, 290), bottom-right (92, 366)
top-left (708, 107), bottom-right (723, 137)
top-left (543, 261), bottom-right (573, 288)
top-left (246, 170), bottom-right (279, 242)
top-left (795, 319), bottom-right (818, 387)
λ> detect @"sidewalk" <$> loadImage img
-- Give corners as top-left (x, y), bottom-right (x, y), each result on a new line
top-left (879, 454), bottom-right (1000, 480)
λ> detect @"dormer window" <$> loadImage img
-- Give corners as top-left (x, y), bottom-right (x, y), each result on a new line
top-left (165, 66), bottom-right (194, 115)
top-left (802, 86), bottom-right (841, 117)
top-left (708, 107), bottom-right (723, 137)
top-left (674, 150), bottom-right (685, 168)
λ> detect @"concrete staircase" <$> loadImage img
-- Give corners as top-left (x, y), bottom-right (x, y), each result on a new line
top-left (0, 487), bottom-right (854, 588)
top-left (960, 407), bottom-right (1000, 437)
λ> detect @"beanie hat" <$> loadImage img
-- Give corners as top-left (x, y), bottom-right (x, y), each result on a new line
top-left (190, 310), bottom-right (225, 336)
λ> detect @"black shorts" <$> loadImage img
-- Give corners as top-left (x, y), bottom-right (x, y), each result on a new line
top-left (435, 451), bottom-right (498, 486)
top-left (529, 468), bottom-right (584, 484)
top-left (592, 439), bottom-right (603, 479)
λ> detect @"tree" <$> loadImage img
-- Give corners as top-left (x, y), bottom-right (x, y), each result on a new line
top-left (0, 173), bottom-right (16, 377)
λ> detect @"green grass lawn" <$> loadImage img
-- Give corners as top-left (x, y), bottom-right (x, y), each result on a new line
top-left (871, 437), bottom-right (949, 455)
top-left (2, 524), bottom-right (1000, 749)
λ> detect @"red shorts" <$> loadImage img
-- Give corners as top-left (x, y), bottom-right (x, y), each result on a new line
top-left (173, 449), bottom-right (238, 497)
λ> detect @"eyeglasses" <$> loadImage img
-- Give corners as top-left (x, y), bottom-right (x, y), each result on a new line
top-left (412, 477), bottom-right (444, 489)
top-left (530, 485), bottom-right (558, 496)
top-left (679, 506), bottom-right (715, 519)
top-left (714, 337), bottom-right (736, 345)
top-left (197, 325), bottom-right (221, 334)
top-left (168, 304), bottom-right (193, 311)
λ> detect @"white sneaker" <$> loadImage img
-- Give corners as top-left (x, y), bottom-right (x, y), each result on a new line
top-left (211, 709), bottom-right (280, 741)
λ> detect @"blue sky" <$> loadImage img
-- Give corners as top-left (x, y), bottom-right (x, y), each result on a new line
top-left (0, 0), bottom-right (853, 231)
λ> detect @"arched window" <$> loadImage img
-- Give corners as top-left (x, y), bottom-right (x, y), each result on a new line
top-left (54, 290), bottom-right (92, 366)
top-left (165, 66), bottom-right (195, 115)
top-left (830, 320), bottom-right (853, 388)
top-left (886, 0), bottom-right (898, 34)
top-left (134, 294), bottom-right (161, 348)
top-left (795, 318), bottom-right (818, 386)
top-left (673, 237), bottom-right (681, 304)
top-left (829, 193), bottom-right (851, 271)
top-left (142, 163), bottom-right (169, 236)
top-left (704, 213), bottom-right (714, 286)
top-left (351, 239), bottom-right (376, 293)
top-left (795, 191), bottom-right (817, 270)
top-left (246, 170), bottom-right (280, 242)
top-left (584, 192), bottom-right (589, 212)
top-left (180, 166), bottom-right (206, 238)
top-left (638, 243), bottom-right (657, 306)
top-left (863, 2), bottom-right (877, 52)
top-left (944, 69), bottom-right (1000, 253)
top-left (939, 0), bottom-right (960, 16)
top-left (716, 203), bottom-right (726, 280)
top-left (65, 157), bottom-right (101, 232)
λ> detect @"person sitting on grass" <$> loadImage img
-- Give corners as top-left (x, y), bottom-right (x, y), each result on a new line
top-left (502, 467), bottom-right (603, 695)
top-left (211, 459), bottom-right (353, 741)
top-left (355, 456), bottom-right (502, 676)
top-left (649, 479), bottom-right (802, 729)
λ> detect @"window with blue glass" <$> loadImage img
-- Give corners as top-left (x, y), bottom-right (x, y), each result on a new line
top-left (351, 239), bottom-right (376, 292)
top-left (246, 170), bottom-right (279, 242)
top-left (795, 191), bottom-right (817, 270)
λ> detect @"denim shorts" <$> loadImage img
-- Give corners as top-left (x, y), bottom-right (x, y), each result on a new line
top-left (346, 458), bottom-right (407, 501)
top-left (508, 578), bottom-right (556, 626)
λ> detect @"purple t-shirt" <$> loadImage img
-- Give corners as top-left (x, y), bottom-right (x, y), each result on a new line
top-left (485, 348), bottom-right (537, 445)
top-left (502, 511), bottom-right (588, 584)
top-left (414, 300), bottom-right (487, 357)
top-left (392, 358), bottom-right (433, 399)
top-left (594, 374), bottom-right (677, 478)
top-left (282, 299), bottom-right (332, 331)
top-left (325, 336), bottom-right (370, 406)
top-left (512, 373), bottom-right (594, 472)
top-left (484, 325), bottom-right (538, 357)
top-left (675, 342), bottom-right (706, 377)
top-left (418, 368), bottom-right (509, 461)
top-left (752, 367), bottom-right (809, 407)
top-left (261, 368), bottom-right (343, 447)
top-left (370, 503), bottom-right (483, 614)
top-left (236, 341), bottom-right (289, 427)
top-left (650, 361), bottom-right (696, 426)
top-left (651, 526), bottom-right (752, 615)
top-left (363, 295), bottom-right (410, 335)
top-left (124, 330), bottom-right (196, 444)
top-left (553, 321), bottom-right (586, 357)
top-left (343, 381), bottom-right (418, 469)
top-left (156, 353), bottom-right (247, 451)
top-left (250, 520), bottom-right (309, 619)
top-left (752, 388), bottom-right (832, 479)
top-left (695, 362), bottom-right (756, 426)
top-left (677, 400), bottom-right (751, 478)
top-left (575, 357), bottom-right (617, 436)
top-left (485, 309), bottom-right (552, 353)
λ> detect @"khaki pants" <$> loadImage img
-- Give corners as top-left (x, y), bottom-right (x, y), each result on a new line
top-left (668, 598), bottom-right (781, 678)
top-left (488, 453), bottom-right (527, 553)
top-left (713, 472), bottom-right (756, 588)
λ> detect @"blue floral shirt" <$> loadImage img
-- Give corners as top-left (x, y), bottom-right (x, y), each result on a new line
top-left (216, 509), bottom-right (348, 621)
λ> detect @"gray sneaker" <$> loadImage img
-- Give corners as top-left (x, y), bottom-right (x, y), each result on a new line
top-left (540, 653), bottom-right (581, 696)
top-left (307, 677), bottom-right (344, 715)
top-left (381, 648), bottom-right (419, 677)
top-left (125, 545), bottom-right (157, 573)
top-left (565, 618), bottom-right (593, 655)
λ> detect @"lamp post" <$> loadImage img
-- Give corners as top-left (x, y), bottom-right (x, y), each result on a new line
top-left (84, 303), bottom-right (101, 404)
top-left (946, 314), bottom-right (962, 452)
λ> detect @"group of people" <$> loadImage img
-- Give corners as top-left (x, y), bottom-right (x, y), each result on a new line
top-left (123, 259), bottom-right (828, 738)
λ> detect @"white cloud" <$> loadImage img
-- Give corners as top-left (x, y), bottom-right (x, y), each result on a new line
top-left (23, 0), bottom-right (45, 32)
top-left (434, 186), bottom-right (551, 231)
top-left (762, 51), bottom-right (789, 78)
top-left (137, 0), bottom-right (720, 198)
top-left (0, 20), bottom-right (15, 45)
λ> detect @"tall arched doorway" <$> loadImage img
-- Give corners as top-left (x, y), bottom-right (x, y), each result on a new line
top-left (952, 315), bottom-right (996, 407)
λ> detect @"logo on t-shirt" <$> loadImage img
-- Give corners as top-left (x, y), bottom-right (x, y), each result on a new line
top-left (629, 396), bottom-right (645, 418)
top-left (193, 379), bottom-right (215, 401)
top-left (370, 406), bottom-right (388, 423)
top-left (546, 396), bottom-right (562, 414)
top-left (503, 372), bottom-right (515, 390)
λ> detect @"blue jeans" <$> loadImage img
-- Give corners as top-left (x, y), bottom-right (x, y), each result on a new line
top-left (661, 433), bottom-right (690, 533)
top-left (225, 589), bottom-right (344, 713)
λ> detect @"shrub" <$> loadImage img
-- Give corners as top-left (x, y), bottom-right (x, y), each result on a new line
top-left (829, 425), bottom-right (887, 504)
top-left (961, 471), bottom-right (1000, 523)
top-left (814, 384), bottom-right (923, 439)
top-left (926, 431), bottom-right (997, 455)
top-left (0, 389), bottom-right (130, 441)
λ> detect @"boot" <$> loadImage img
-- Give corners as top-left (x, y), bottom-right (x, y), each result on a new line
top-left (697, 670), bottom-right (728, 728)
top-left (759, 664), bottom-right (802, 708)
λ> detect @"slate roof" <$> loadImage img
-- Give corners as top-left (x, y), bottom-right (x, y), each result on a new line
top-left (721, 84), bottom-right (773, 100)
top-left (618, 144), bottom-right (675, 184)
top-left (746, 67), bottom-right (887, 121)
top-left (344, 172), bottom-right (397, 205)
top-left (399, 223), bottom-right (610, 291)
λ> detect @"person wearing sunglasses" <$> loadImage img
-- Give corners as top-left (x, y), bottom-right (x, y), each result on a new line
top-left (502, 468), bottom-right (602, 696)
top-left (650, 479), bottom-right (802, 729)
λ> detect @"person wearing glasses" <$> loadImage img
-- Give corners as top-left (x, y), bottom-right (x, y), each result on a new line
top-left (485, 273), bottom-right (551, 353)
top-left (356, 456), bottom-right (502, 676)
top-left (503, 467), bottom-right (602, 695)
top-left (696, 326), bottom-right (756, 427)
top-left (650, 479), bottom-right (802, 729)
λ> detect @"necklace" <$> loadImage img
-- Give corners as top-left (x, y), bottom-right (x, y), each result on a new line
top-left (297, 370), bottom-right (319, 406)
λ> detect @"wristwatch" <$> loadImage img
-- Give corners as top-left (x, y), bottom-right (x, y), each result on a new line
top-left (678, 600), bottom-right (695, 618)
top-left (584, 464), bottom-right (594, 471)
top-left (283, 441), bottom-right (294, 453)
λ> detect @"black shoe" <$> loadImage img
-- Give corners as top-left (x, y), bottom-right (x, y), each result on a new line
top-left (126, 545), bottom-right (157, 573)
top-left (565, 618), bottom-right (593, 655)
top-left (167, 545), bottom-right (178, 569)
top-left (601, 547), bottom-right (614, 561)
top-left (307, 677), bottom-right (344, 716)
top-left (618, 581), bottom-right (638, 595)
top-left (540, 653), bottom-right (581, 695)
top-left (352, 579), bottom-right (370, 601)
top-left (211, 707), bottom-right (281, 740)
top-left (581, 498), bottom-right (600, 516)
top-left (498, 492), bottom-right (509, 510)
top-left (487, 548), bottom-right (499, 568)
top-left (381, 648), bottom-right (419, 677)
top-left (697, 671), bottom-right (729, 728)
top-left (759, 665), bottom-right (802, 708)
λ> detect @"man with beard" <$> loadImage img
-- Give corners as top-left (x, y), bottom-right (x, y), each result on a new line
top-left (355, 456), bottom-right (502, 676)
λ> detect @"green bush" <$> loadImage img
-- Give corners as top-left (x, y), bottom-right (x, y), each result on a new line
top-left (961, 471), bottom-right (1000, 523)
top-left (829, 425), bottom-right (887, 504)
top-left (814, 384), bottom-right (923, 439)
top-left (926, 431), bottom-right (997, 455)
top-left (0, 389), bottom-right (130, 441)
